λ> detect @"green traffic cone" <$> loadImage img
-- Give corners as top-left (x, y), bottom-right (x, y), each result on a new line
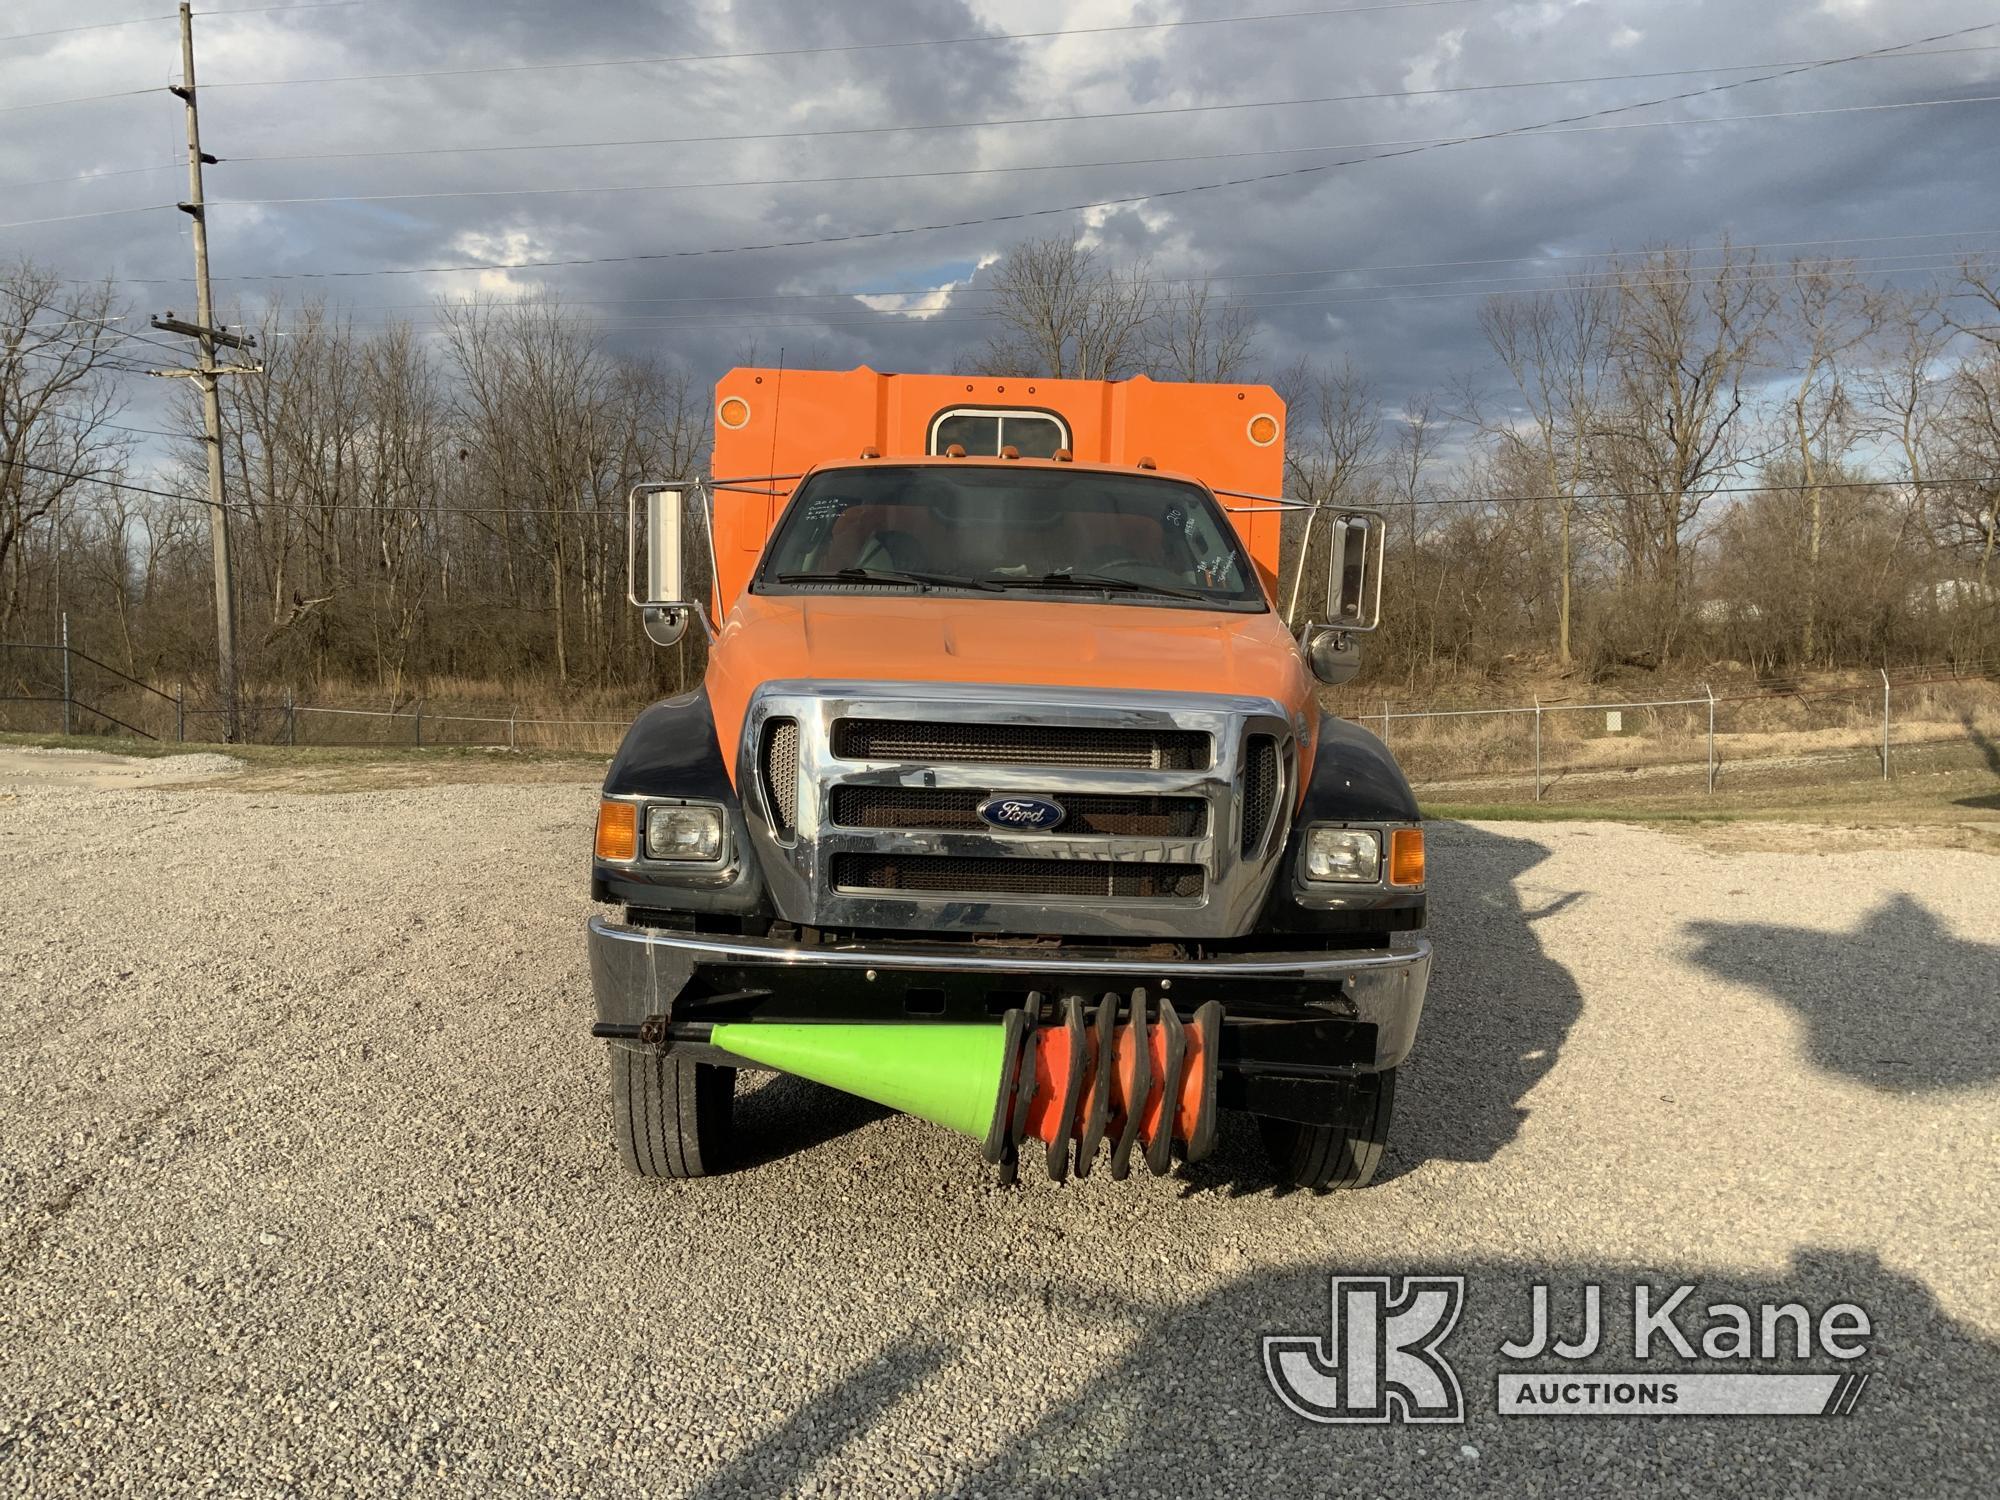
top-left (709, 1021), bottom-right (1011, 1140)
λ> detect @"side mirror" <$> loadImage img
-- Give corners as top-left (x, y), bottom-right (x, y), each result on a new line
top-left (628, 484), bottom-right (702, 647)
top-left (1325, 511), bottom-right (1384, 630)
top-left (1306, 628), bottom-right (1363, 686)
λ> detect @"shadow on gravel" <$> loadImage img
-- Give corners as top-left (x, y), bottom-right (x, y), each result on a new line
top-left (1167, 821), bottom-right (1586, 1196)
top-left (1381, 822), bottom-right (1585, 1179)
top-left (1684, 895), bottom-right (2000, 1092)
top-left (730, 1072), bottom-right (895, 1173)
top-left (688, 1336), bottom-right (955, 1500)
top-left (696, 1250), bottom-right (1991, 1497)
top-left (967, 1250), bottom-right (1985, 1497)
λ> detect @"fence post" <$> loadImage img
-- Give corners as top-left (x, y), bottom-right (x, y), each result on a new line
top-left (414, 698), bottom-right (424, 748)
top-left (1881, 668), bottom-right (1891, 780)
top-left (1704, 683), bottom-right (1717, 794)
top-left (1381, 699), bottom-right (1390, 746)
top-left (60, 612), bottom-right (72, 737)
top-left (1533, 696), bottom-right (1543, 803)
top-left (508, 706), bottom-right (517, 752)
top-left (176, 683), bottom-right (185, 743)
top-left (285, 689), bottom-right (296, 747)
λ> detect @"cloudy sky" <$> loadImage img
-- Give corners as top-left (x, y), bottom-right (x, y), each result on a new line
top-left (5, 0), bottom-right (1998, 451)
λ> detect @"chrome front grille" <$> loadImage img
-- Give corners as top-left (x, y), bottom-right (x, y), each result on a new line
top-left (1242, 734), bottom-right (1280, 856)
top-left (832, 718), bottom-right (1209, 770)
top-left (830, 785), bottom-right (1207, 837)
top-left (759, 718), bottom-right (800, 838)
top-left (832, 854), bottom-right (1205, 900)
top-left (739, 682), bottom-right (1295, 940)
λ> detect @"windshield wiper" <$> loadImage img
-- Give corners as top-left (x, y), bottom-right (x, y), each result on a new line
top-left (774, 567), bottom-right (1001, 592)
top-left (988, 571), bottom-right (1205, 602)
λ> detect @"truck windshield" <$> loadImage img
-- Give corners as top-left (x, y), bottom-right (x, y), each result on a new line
top-left (752, 465), bottom-right (1266, 611)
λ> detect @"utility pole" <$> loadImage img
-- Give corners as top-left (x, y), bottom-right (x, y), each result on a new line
top-left (149, 1), bottom-right (259, 741)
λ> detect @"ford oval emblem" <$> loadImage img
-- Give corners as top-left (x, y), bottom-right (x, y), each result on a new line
top-left (976, 794), bottom-right (1067, 832)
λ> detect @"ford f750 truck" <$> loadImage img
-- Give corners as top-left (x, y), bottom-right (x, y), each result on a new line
top-left (587, 366), bottom-right (1430, 1190)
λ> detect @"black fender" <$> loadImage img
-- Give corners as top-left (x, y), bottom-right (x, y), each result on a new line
top-left (592, 689), bottom-right (772, 918)
top-left (1258, 713), bottom-right (1426, 936)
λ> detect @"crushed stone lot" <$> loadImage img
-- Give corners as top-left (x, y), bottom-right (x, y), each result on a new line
top-left (1, 755), bottom-right (1996, 1497)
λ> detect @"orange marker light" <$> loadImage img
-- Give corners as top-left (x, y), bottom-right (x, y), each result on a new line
top-left (1389, 827), bottom-right (1426, 887)
top-left (1247, 413), bottom-right (1280, 446)
top-left (595, 800), bottom-right (638, 861)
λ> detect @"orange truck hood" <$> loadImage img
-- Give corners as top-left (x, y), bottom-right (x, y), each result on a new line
top-left (705, 593), bottom-right (1315, 782)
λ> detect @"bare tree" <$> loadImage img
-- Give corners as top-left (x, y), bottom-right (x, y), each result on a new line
top-left (1145, 279), bottom-right (1257, 382)
top-left (1858, 285), bottom-right (1951, 507)
top-left (1, 263), bottom-right (131, 637)
top-left (1941, 352), bottom-right (2000, 584)
top-left (1275, 357), bottom-right (1383, 626)
top-left (1595, 244), bottom-right (1776, 659)
top-left (1781, 259), bottom-right (1875, 664)
top-left (977, 237), bottom-right (1155, 380)
top-left (1473, 279), bottom-right (1613, 665)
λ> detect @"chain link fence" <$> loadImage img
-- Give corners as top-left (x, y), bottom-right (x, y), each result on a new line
top-left (1355, 658), bottom-right (2000, 803)
top-left (6, 638), bottom-right (1997, 796)
top-left (0, 640), bottom-right (634, 755)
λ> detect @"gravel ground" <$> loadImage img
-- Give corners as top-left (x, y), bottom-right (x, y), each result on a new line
top-left (2, 756), bottom-right (1996, 1498)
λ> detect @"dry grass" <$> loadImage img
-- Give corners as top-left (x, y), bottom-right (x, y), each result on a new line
top-left (0, 731), bottom-right (606, 793)
top-left (1376, 677), bottom-right (2000, 786)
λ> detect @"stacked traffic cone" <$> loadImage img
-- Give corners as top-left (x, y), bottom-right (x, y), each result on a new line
top-left (709, 990), bottom-right (1222, 1184)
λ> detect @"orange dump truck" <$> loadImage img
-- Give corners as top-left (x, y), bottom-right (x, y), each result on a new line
top-left (587, 367), bottom-right (1429, 1189)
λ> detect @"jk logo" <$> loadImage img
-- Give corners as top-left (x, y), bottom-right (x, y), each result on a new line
top-left (1264, 1276), bottom-right (1467, 1424)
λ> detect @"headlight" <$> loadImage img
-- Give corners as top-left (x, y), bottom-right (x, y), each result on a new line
top-left (644, 803), bottom-right (724, 862)
top-left (1304, 826), bottom-right (1381, 883)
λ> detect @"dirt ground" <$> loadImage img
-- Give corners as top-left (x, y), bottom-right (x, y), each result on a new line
top-left (1, 753), bottom-right (1997, 1497)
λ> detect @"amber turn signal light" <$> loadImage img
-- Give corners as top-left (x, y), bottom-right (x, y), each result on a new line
top-left (595, 800), bottom-right (638, 861)
top-left (1388, 827), bottom-right (1425, 887)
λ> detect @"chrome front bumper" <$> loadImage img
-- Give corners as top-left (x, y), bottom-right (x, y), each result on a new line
top-left (587, 917), bottom-right (1432, 1072)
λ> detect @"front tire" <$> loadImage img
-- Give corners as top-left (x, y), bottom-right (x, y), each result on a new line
top-left (1260, 1068), bottom-right (1395, 1190)
top-left (609, 1044), bottom-right (735, 1178)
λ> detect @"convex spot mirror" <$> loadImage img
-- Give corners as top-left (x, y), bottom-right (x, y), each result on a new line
top-left (1307, 629), bottom-right (1363, 686)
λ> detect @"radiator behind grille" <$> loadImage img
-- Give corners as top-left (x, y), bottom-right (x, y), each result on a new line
top-left (830, 785), bottom-right (1206, 837)
top-left (831, 853), bottom-right (1204, 900)
top-left (832, 718), bottom-right (1210, 770)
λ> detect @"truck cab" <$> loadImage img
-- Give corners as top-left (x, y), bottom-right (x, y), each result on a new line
top-left (588, 367), bottom-right (1430, 1190)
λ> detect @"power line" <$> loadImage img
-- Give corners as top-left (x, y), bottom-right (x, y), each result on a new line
top-left (18, 40), bottom-right (1993, 195)
top-left (0, 0), bottom-right (354, 44)
top-left (8, 456), bottom-right (1990, 520)
top-left (200, 2), bottom-right (365, 15)
top-left (273, 254), bottom-right (1973, 338)
top-left (199, 91), bottom-right (2000, 215)
top-left (147, 15), bottom-right (2000, 287)
top-left (0, 202), bottom-right (179, 230)
top-left (95, 417), bottom-right (192, 439)
top-left (296, 248), bottom-right (1979, 327)
top-left (0, 2), bottom-right (363, 108)
top-left (0, 163), bottom-right (181, 193)
top-left (0, 13), bottom-right (173, 44)
top-left (244, 227), bottom-right (2000, 316)
top-left (195, 1), bottom-right (1492, 91)
top-left (0, 84), bottom-right (158, 115)
top-left (5, 459), bottom-right (191, 501)
top-left (213, 42), bottom-right (2000, 170)
top-left (11, 319), bottom-right (183, 373)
